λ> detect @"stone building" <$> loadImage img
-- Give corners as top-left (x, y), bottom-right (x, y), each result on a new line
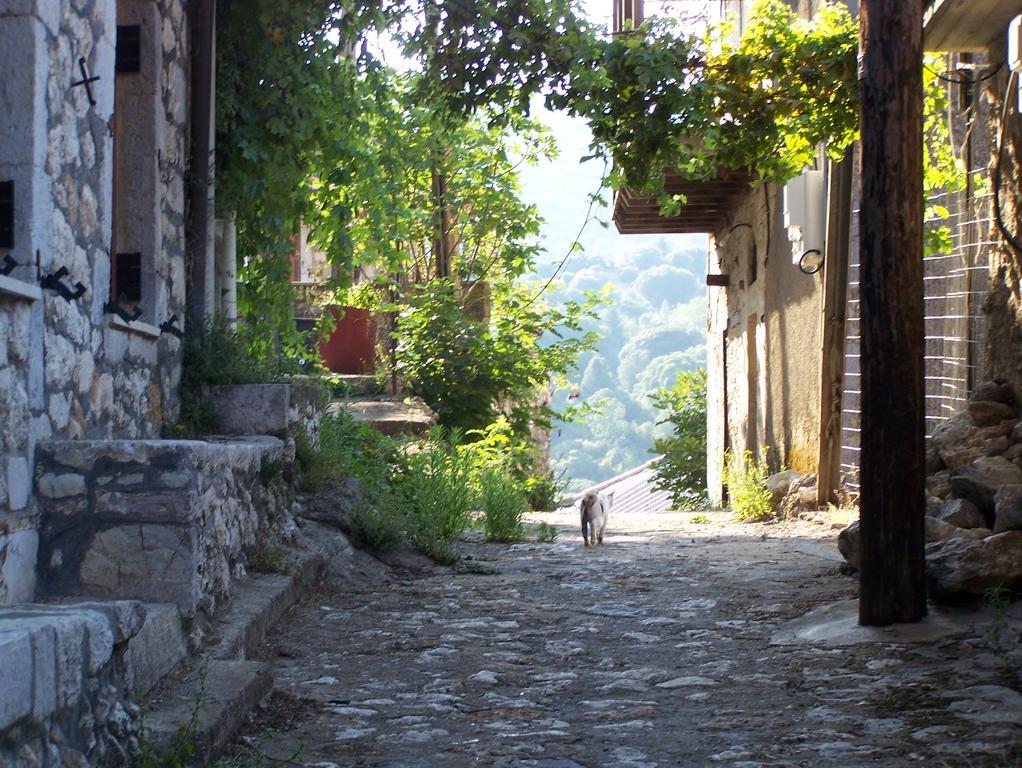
top-left (612, 0), bottom-right (855, 504)
top-left (0, 2), bottom-right (303, 764)
top-left (0, 0), bottom-right (197, 606)
top-left (616, 0), bottom-right (1022, 508)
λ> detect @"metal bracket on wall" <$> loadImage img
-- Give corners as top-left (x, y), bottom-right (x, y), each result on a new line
top-left (71, 57), bottom-right (101, 107)
top-left (1, 255), bottom-right (16, 276)
top-left (159, 314), bottom-right (184, 338)
top-left (104, 294), bottom-right (143, 323)
top-left (40, 266), bottom-right (87, 301)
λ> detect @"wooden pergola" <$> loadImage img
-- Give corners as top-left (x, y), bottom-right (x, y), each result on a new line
top-left (611, 171), bottom-right (752, 235)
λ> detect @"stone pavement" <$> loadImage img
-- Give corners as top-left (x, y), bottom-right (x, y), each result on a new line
top-left (223, 510), bottom-right (1022, 767)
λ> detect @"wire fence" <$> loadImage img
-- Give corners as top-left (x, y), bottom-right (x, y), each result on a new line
top-left (839, 186), bottom-right (993, 492)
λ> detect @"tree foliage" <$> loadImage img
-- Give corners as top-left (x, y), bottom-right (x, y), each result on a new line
top-left (651, 368), bottom-right (708, 510)
top-left (393, 278), bottom-right (606, 434)
top-left (419, 0), bottom-right (859, 195)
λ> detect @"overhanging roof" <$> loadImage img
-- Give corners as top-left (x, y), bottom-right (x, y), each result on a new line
top-left (924, 0), bottom-right (1022, 52)
top-left (612, 169), bottom-right (753, 235)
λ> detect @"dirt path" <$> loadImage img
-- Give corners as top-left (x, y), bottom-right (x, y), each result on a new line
top-left (226, 510), bottom-right (1022, 767)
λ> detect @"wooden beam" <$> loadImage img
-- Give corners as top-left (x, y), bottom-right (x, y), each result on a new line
top-left (858, 0), bottom-right (927, 625)
top-left (817, 147), bottom-right (854, 507)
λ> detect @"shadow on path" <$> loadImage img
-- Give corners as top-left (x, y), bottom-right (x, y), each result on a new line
top-left (222, 510), bottom-right (1022, 767)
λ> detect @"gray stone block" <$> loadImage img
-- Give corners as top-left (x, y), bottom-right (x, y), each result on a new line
top-left (79, 525), bottom-right (198, 610)
top-left (124, 603), bottom-right (186, 695)
top-left (0, 630), bottom-right (33, 729)
top-left (0, 528), bottom-right (37, 603)
top-left (950, 456), bottom-right (1022, 519)
top-left (994, 484), bottom-right (1022, 534)
top-left (931, 498), bottom-right (986, 530)
top-left (37, 472), bottom-right (86, 498)
top-left (7, 455), bottom-right (30, 510)
top-left (927, 531), bottom-right (1022, 598)
top-left (206, 383), bottom-right (292, 437)
top-left (145, 660), bottom-right (273, 760)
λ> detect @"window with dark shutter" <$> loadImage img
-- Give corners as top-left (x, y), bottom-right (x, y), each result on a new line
top-left (115, 25), bottom-right (141, 73)
top-left (113, 252), bottom-right (142, 302)
top-left (0, 181), bottom-right (13, 249)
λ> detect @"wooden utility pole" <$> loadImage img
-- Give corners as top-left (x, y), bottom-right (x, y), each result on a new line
top-left (857, 0), bottom-right (927, 625)
top-left (816, 148), bottom-right (853, 506)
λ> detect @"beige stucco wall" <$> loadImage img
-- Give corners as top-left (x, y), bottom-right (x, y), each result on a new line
top-left (706, 239), bottom-right (728, 505)
top-left (706, 181), bottom-right (826, 502)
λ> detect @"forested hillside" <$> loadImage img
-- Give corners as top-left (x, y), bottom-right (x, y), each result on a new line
top-left (547, 238), bottom-right (708, 491)
top-left (518, 107), bottom-right (709, 492)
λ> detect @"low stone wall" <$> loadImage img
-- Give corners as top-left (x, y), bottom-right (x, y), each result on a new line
top-left (0, 600), bottom-right (145, 766)
top-left (35, 438), bottom-right (291, 638)
top-left (205, 378), bottom-right (324, 445)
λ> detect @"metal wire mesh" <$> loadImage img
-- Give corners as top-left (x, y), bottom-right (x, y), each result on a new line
top-left (839, 186), bottom-right (993, 492)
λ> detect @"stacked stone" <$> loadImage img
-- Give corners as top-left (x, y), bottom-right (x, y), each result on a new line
top-left (0, 601), bottom-right (145, 767)
top-left (838, 381), bottom-right (1022, 598)
top-left (35, 437), bottom-right (292, 647)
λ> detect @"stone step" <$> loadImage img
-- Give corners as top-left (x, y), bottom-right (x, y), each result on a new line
top-left (142, 659), bottom-right (272, 765)
top-left (327, 397), bottom-right (437, 437)
top-left (125, 602), bottom-right (188, 696)
top-left (211, 550), bottom-right (325, 661)
top-left (329, 374), bottom-right (380, 397)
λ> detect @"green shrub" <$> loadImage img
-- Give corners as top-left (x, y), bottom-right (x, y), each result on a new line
top-left (393, 279), bottom-right (603, 434)
top-left (650, 368), bottom-right (708, 511)
top-left (345, 500), bottom-right (405, 554)
top-left (480, 465), bottom-right (527, 542)
top-left (401, 427), bottom-right (474, 562)
top-left (723, 450), bottom-right (774, 521)
top-left (299, 410), bottom-right (406, 554)
top-left (302, 409), bottom-right (400, 493)
top-left (247, 542), bottom-right (287, 573)
top-left (536, 521), bottom-right (559, 543)
top-left (524, 470), bottom-right (567, 512)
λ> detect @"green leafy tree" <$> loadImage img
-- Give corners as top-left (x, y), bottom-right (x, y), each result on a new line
top-left (393, 279), bottom-right (605, 435)
top-left (650, 368), bottom-right (708, 510)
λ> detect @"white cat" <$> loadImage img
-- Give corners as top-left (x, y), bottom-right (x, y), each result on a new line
top-left (580, 491), bottom-right (612, 547)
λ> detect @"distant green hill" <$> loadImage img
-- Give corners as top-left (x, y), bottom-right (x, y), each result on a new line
top-left (519, 107), bottom-right (708, 491)
top-left (546, 238), bottom-right (707, 491)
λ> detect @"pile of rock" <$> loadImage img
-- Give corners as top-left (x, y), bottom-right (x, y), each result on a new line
top-left (838, 381), bottom-right (1022, 599)
top-left (765, 470), bottom-right (820, 519)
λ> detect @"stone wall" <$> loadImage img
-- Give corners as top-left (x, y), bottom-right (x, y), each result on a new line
top-left (982, 40), bottom-right (1022, 402)
top-left (34, 438), bottom-right (292, 644)
top-left (0, 0), bottom-right (189, 605)
top-left (0, 601), bottom-right (145, 766)
top-left (706, 181), bottom-right (825, 495)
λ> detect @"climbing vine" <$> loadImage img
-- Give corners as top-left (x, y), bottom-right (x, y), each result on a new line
top-left (420, 0), bottom-right (860, 197)
top-left (213, 0), bottom-right (965, 373)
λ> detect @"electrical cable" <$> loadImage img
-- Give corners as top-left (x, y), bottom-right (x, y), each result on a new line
top-left (513, 166), bottom-right (607, 318)
top-left (923, 59), bottom-right (1002, 86)
top-left (994, 71), bottom-right (1022, 256)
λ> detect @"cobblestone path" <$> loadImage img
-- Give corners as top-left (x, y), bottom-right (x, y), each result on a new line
top-left (229, 510), bottom-right (1022, 767)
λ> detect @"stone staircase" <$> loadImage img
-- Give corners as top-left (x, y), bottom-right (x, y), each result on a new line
top-left (0, 379), bottom-right (336, 766)
top-left (138, 549), bottom-right (325, 762)
top-left (327, 374), bottom-right (438, 437)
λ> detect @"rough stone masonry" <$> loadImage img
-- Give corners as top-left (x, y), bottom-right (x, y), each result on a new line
top-left (0, 0), bottom-right (189, 605)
